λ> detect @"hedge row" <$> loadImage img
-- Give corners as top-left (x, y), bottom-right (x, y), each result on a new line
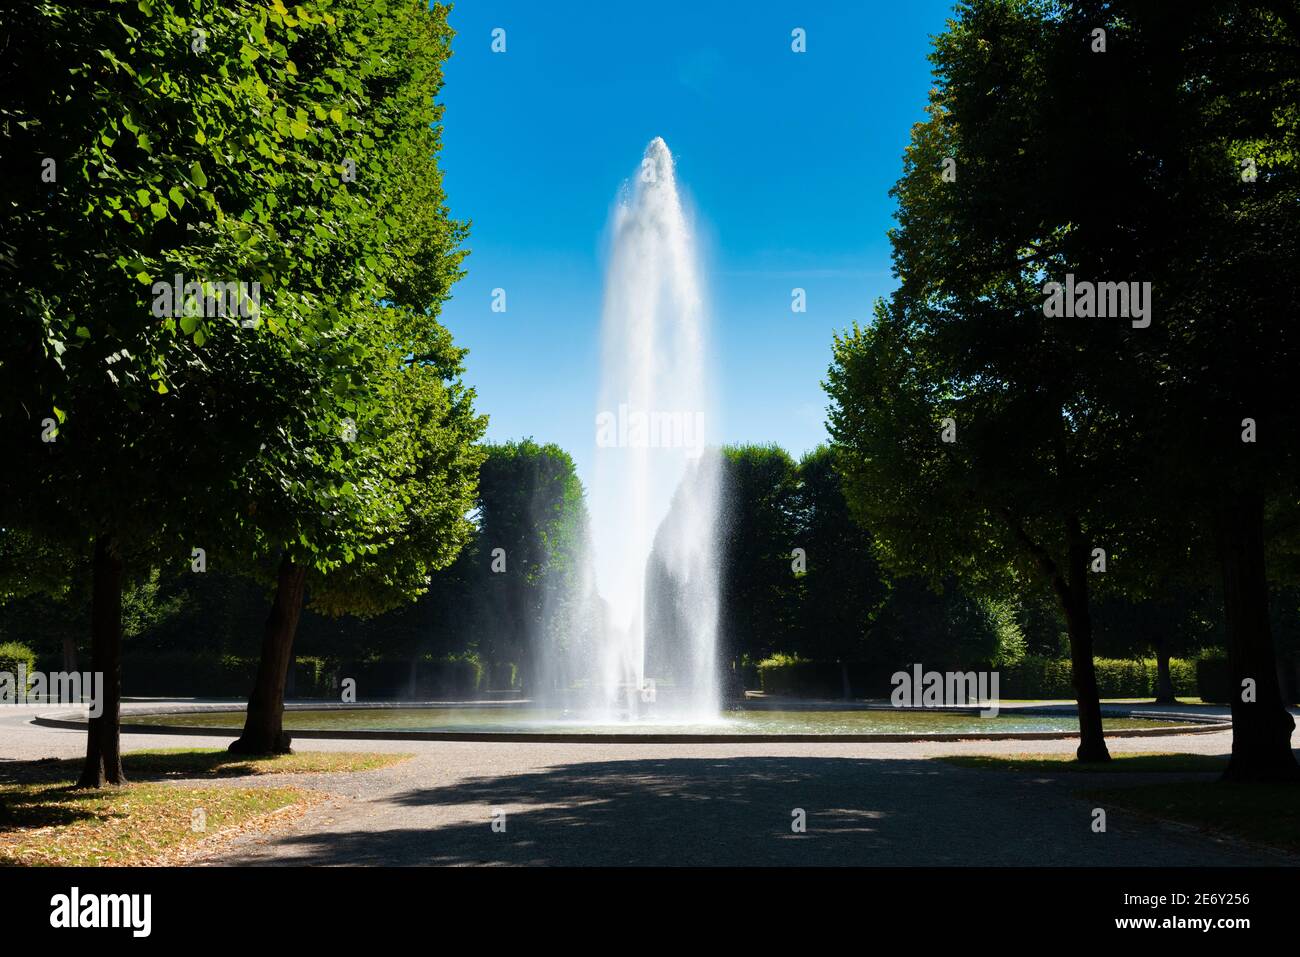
top-left (117, 653), bottom-right (491, 699)
top-left (997, 656), bottom-right (1198, 699)
top-left (122, 652), bottom-right (259, 698)
top-left (0, 641), bottom-right (37, 693)
top-left (757, 655), bottom-right (1207, 700)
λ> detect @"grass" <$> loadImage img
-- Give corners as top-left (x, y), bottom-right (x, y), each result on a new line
top-left (0, 781), bottom-right (310, 866)
top-left (1086, 782), bottom-right (1300, 855)
top-left (0, 747), bottom-right (410, 866)
top-left (940, 751), bottom-right (1300, 854)
top-left (938, 752), bottom-right (1229, 774)
top-left (996, 697), bottom-right (1210, 705)
top-left (120, 747), bottom-right (411, 777)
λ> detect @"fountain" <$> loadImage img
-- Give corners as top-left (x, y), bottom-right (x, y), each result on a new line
top-left (98, 145), bottom-right (1222, 743)
top-left (586, 137), bottom-right (723, 721)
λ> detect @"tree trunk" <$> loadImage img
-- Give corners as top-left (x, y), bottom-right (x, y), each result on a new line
top-left (76, 535), bottom-right (126, 788)
top-left (1057, 516), bottom-right (1110, 763)
top-left (1062, 596), bottom-right (1110, 762)
top-left (1215, 492), bottom-right (1299, 782)
top-left (61, 634), bottom-right (79, 674)
top-left (229, 555), bottom-right (308, 755)
top-left (1153, 635), bottom-right (1176, 704)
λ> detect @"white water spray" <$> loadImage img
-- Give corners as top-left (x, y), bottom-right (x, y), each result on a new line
top-left (587, 137), bottom-right (722, 720)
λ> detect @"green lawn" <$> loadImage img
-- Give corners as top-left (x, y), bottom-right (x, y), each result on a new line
top-left (121, 746), bottom-right (411, 777)
top-left (939, 752), bottom-right (1228, 774)
top-left (1087, 782), bottom-right (1300, 855)
top-left (939, 751), bottom-right (1300, 854)
top-left (0, 748), bottom-right (410, 866)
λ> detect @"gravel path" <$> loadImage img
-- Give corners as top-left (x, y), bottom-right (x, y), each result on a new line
top-left (3, 701), bottom-right (1297, 867)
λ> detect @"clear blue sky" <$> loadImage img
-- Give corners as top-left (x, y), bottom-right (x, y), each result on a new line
top-left (435, 0), bottom-right (957, 483)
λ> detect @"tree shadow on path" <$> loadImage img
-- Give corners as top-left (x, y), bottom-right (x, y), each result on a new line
top-left (221, 755), bottom-right (1277, 866)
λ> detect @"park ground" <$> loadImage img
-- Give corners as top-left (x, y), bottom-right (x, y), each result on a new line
top-left (2, 701), bottom-right (1299, 866)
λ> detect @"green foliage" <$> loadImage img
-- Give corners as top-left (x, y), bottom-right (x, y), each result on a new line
top-left (787, 445), bottom-right (886, 661)
top-left (0, 2), bottom-right (483, 745)
top-left (998, 656), bottom-right (1199, 700)
top-left (0, 642), bottom-right (37, 685)
top-left (757, 659), bottom-right (843, 697)
top-left (121, 568), bottom-right (185, 639)
top-left (1195, 655), bottom-right (1233, 704)
top-left (824, 0), bottom-right (1146, 614)
top-left (871, 577), bottom-right (1004, 669)
top-left (716, 444), bottom-right (800, 663)
top-left (462, 440), bottom-right (596, 687)
top-left (757, 652), bottom-right (808, 669)
top-left (985, 598), bottom-right (1027, 666)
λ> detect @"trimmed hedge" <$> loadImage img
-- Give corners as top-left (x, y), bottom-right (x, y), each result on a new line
top-left (1195, 656), bottom-right (1232, 703)
top-left (998, 656), bottom-right (1197, 699)
top-left (116, 652), bottom-right (490, 700)
top-left (756, 658), bottom-right (898, 698)
top-left (0, 641), bottom-right (37, 695)
top-left (758, 659), bottom-right (842, 696)
top-left (332, 655), bottom-right (485, 699)
top-left (756, 654), bottom-right (1202, 700)
top-left (121, 652), bottom-right (258, 697)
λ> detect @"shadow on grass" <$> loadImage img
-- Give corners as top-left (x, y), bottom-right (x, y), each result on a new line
top-left (936, 753), bottom-right (1231, 774)
top-left (0, 783), bottom-right (125, 831)
top-left (0, 749), bottom-right (319, 837)
top-left (0, 749), bottom-right (283, 788)
top-left (1084, 782), bottom-right (1300, 855)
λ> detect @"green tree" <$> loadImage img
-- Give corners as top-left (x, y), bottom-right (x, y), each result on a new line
top-left (1081, 0), bottom-right (1300, 779)
top-left (1, 0), bottom-right (339, 784)
top-left (212, 1), bottom-right (481, 753)
top-left (788, 445), bottom-right (885, 663)
top-left (715, 445), bottom-right (800, 668)
top-left (226, 312), bottom-right (486, 753)
top-left (825, 0), bottom-right (1153, 762)
top-left (829, 0), bottom-right (1300, 772)
top-left (0, 0), bottom-right (475, 775)
top-left (462, 440), bottom-right (593, 693)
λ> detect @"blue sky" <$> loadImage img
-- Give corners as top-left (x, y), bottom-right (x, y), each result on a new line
top-left (435, 0), bottom-right (957, 483)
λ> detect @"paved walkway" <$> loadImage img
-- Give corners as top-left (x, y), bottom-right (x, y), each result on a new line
top-left (2, 701), bottom-right (1296, 866)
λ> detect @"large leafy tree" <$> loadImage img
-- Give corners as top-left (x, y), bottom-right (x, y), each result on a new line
top-left (826, 0), bottom-right (1151, 762)
top-left (0, 0), bottom-right (342, 785)
top-left (828, 0), bottom-right (1299, 772)
top-left (0, 0), bottom-right (475, 776)
top-left (1090, 0), bottom-right (1300, 779)
top-left (225, 308), bottom-right (486, 754)
top-left (199, 0), bottom-right (482, 754)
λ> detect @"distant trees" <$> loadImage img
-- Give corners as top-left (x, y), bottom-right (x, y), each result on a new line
top-left (643, 442), bottom-right (1016, 687)
top-left (465, 441), bottom-right (597, 693)
top-left (715, 445), bottom-right (800, 667)
top-left (786, 446), bottom-right (884, 664)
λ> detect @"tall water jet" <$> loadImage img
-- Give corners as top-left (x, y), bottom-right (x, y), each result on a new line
top-left (588, 137), bottom-right (722, 720)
